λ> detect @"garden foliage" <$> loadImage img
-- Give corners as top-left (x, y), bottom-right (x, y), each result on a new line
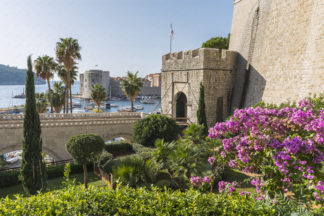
top-left (197, 82), bottom-right (208, 135)
top-left (209, 98), bottom-right (324, 205)
top-left (0, 184), bottom-right (277, 216)
top-left (0, 163), bottom-right (85, 188)
top-left (151, 124), bottom-right (219, 190)
top-left (21, 56), bottom-right (47, 194)
top-left (65, 134), bottom-right (104, 188)
top-left (133, 114), bottom-right (180, 147)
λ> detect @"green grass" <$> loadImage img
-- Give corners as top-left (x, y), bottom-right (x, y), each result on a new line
top-left (0, 172), bottom-right (106, 199)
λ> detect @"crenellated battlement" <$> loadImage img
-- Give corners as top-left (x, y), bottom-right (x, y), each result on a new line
top-left (162, 48), bottom-right (237, 72)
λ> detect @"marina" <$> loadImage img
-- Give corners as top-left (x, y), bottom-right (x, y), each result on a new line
top-left (0, 82), bottom-right (161, 114)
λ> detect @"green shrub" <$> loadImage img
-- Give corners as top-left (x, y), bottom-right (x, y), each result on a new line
top-left (98, 151), bottom-right (114, 169)
top-left (46, 163), bottom-right (84, 179)
top-left (0, 170), bottom-right (20, 188)
top-left (112, 155), bottom-right (157, 187)
top-left (133, 114), bottom-right (180, 147)
top-left (0, 184), bottom-right (283, 215)
top-left (104, 142), bottom-right (135, 157)
top-left (0, 163), bottom-right (85, 188)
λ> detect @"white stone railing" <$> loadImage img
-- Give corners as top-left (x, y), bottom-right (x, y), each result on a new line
top-left (0, 112), bottom-right (146, 129)
top-left (0, 117), bottom-right (140, 129)
top-left (0, 112), bottom-right (145, 121)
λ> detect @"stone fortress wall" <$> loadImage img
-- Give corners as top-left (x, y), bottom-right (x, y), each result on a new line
top-left (230, 0), bottom-right (324, 107)
top-left (80, 70), bottom-right (110, 99)
top-left (162, 48), bottom-right (237, 127)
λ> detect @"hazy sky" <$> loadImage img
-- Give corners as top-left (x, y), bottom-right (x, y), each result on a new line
top-left (0, 0), bottom-right (234, 79)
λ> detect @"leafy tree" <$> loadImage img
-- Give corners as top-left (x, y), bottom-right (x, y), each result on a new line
top-left (34, 55), bottom-right (57, 113)
top-left (55, 38), bottom-right (81, 113)
top-left (91, 84), bottom-right (106, 112)
top-left (120, 71), bottom-right (143, 112)
top-left (133, 114), bottom-right (180, 147)
top-left (197, 83), bottom-right (208, 135)
top-left (52, 81), bottom-right (65, 113)
top-left (21, 55), bottom-right (47, 194)
top-left (65, 134), bottom-right (104, 188)
top-left (35, 92), bottom-right (48, 113)
top-left (202, 34), bottom-right (230, 56)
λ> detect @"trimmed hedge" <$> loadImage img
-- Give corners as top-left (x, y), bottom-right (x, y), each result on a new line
top-left (0, 170), bottom-right (20, 188)
top-left (0, 163), bottom-right (84, 188)
top-left (0, 185), bottom-right (278, 215)
top-left (104, 142), bottom-right (135, 157)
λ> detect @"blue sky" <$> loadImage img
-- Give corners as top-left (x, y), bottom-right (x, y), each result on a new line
top-left (0, 0), bottom-right (234, 79)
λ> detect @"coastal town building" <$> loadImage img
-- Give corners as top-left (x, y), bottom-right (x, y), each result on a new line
top-left (79, 70), bottom-right (110, 99)
top-left (145, 73), bottom-right (161, 87)
top-left (110, 76), bottom-right (161, 98)
top-left (162, 0), bottom-right (324, 126)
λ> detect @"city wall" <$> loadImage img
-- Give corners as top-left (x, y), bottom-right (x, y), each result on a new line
top-left (230, 0), bottom-right (324, 107)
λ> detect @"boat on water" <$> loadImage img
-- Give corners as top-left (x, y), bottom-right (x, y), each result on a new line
top-left (118, 105), bottom-right (143, 112)
top-left (134, 105), bottom-right (144, 110)
top-left (140, 96), bottom-right (155, 104)
top-left (118, 106), bottom-right (132, 112)
top-left (4, 151), bottom-right (22, 164)
top-left (72, 102), bottom-right (82, 108)
top-left (104, 103), bottom-right (118, 109)
top-left (13, 89), bottom-right (26, 99)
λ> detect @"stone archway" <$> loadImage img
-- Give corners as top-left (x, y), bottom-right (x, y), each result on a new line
top-left (175, 92), bottom-right (187, 121)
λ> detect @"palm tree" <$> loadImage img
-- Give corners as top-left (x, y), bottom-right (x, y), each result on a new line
top-left (120, 71), bottom-right (143, 112)
top-left (57, 64), bottom-right (78, 113)
top-left (55, 38), bottom-right (81, 113)
top-left (52, 81), bottom-right (65, 113)
top-left (56, 65), bottom-right (68, 113)
top-left (91, 84), bottom-right (106, 112)
top-left (69, 65), bottom-right (78, 113)
top-left (35, 92), bottom-right (48, 113)
top-left (34, 55), bottom-right (56, 113)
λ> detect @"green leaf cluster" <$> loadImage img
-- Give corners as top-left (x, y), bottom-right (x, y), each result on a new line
top-left (65, 134), bottom-right (105, 165)
top-left (133, 114), bottom-right (180, 147)
top-left (0, 163), bottom-right (85, 188)
top-left (152, 124), bottom-right (219, 190)
top-left (202, 34), bottom-right (230, 50)
top-left (0, 185), bottom-right (280, 215)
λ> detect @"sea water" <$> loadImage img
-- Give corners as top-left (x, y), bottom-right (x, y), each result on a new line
top-left (0, 81), bottom-right (161, 114)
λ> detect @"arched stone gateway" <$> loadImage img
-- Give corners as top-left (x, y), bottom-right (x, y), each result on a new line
top-left (0, 113), bottom-right (144, 161)
top-left (175, 92), bottom-right (187, 122)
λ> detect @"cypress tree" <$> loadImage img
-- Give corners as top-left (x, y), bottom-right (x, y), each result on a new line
top-left (21, 55), bottom-right (47, 194)
top-left (197, 82), bottom-right (208, 135)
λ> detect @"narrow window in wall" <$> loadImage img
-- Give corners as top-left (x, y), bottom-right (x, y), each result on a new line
top-left (216, 97), bottom-right (223, 122)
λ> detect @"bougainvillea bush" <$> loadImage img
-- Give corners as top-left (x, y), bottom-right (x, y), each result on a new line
top-left (208, 99), bottom-right (324, 205)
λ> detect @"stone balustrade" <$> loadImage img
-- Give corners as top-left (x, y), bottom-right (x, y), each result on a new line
top-left (0, 112), bottom-right (146, 160)
top-left (0, 112), bottom-right (144, 121)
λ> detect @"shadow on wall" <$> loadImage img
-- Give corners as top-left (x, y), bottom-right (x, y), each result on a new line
top-left (231, 53), bottom-right (266, 111)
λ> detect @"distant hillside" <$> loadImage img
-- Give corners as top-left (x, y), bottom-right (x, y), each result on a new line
top-left (0, 64), bottom-right (46, 85)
